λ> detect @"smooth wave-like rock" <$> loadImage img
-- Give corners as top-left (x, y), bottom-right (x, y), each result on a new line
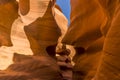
top-left (0, 0), bottom-right (18, 46)
top-left (62, 0), bottom-right (120, 80)
top-left (0, 53), bottom-right (62, 80)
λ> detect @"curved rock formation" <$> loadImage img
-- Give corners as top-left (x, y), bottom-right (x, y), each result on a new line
top-left (61, 0), bottom-right (105, 80)
top-left (0, 0), bottom-right (18, 46)
top-left (62, 0), bottom-right (106, 48)
top-left (94, 2), bottom-right (120, 80)
top-left (61, 0), bottom-right (120, 80)
top-left (24, 1), bottom-right (61, 56)
top-left (0, 2), bottom-right (73, 80)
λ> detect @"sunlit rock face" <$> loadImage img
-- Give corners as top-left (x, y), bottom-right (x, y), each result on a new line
top-left (0, 0), bottom-right (75, 71)
top-left (56, 0), bottom-right (71, 24)
top-left (0, 1), bottom-right (18, 70)
top-left (0, 1), bottom-right (34, 70)
top-left (22, 1), bottom-right (61, 56)
top-left (53, 4), bottom-right (75, 59)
